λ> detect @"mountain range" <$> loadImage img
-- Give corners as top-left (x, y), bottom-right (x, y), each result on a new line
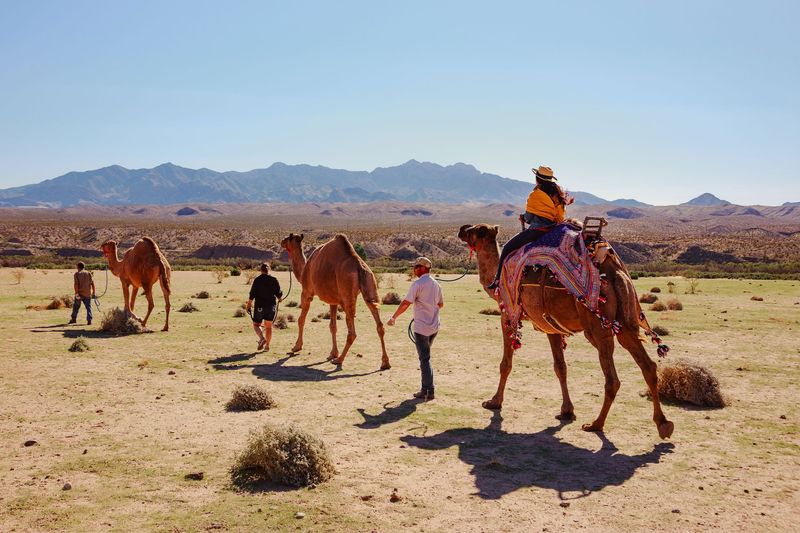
top-left (0, 160), bottom-right (769, 208)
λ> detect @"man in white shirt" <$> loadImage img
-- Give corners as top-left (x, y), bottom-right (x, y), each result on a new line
top-left (387, 256), bottom-right (444, 400)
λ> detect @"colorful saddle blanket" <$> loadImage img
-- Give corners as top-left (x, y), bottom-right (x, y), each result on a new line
top-left (496, 223), bottom-right (602, 343)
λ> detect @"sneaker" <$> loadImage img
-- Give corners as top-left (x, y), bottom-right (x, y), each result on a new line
top-left (68, 318), bottom-right (77, 324)
top-left (412, 390), bottom-right (435, 401)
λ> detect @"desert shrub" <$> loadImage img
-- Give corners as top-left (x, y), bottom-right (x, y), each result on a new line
top-left (311, 317), bottom-right (320, 323)
top-left (652, 325), bottom-right (670, 336)
top-left (233, 308), bottom-right (247, 318)
top-left (353, 243), bottom-right (367, 261)
top-left (194, 290), bottom-right (210, 299)
top-left (178, 302), bottom-right (200, 313)
top-left (285, 314), bottom-right (295, 323)
top-left (231, 423), bottom-right (335, 488)
top-left (374, 272), bottom-right (384, 288)
top-left (686, 277), bottom-right (700, 294)
top-left (667, 281), bottom-right (676, 294)
top-left (650, 287), bottom-right (661, 293)
top-left (630, 272), bottom-right (639, 280)
top-left (382, 292), bottom-right (402, 305)
top-left (12, 269), bottom-right (24, 284)
top-left (318, 309), bottom-right (343, 320)
top-left (60, 294), bottom-right (74, 307)
top-left (650, 302), bottom-right (667, 312)
top-left (46, 298), bottom-right (65, 310)
top-left (225, 384), bottom-right (275, 411)
top-left (285, 300), bottom-right (299, 308)
top-left (100, 307), bottom-right (145, 334)
top-left (245, 270), bottom-right (259, 284)
top-left (68, 337), bottom-right (90, 352)
top-left (667, 298), bottom-right (683, 310)
top-left (273, 315), bottom-right (288, 329)
top-left (750, 296), bottom-right (764, 301)
top-left (212, 268), bottom-right (229, 283)
top-left (655, 359), bottom-right (727, 408)
top-left (639, 293), bottom-right (658, 304)
top-left (230, 267), bottom-right (242, 276)
top-left (479, 307), bottom-right (501, 316)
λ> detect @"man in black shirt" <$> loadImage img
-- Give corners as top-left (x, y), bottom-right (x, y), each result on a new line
top-left (246, 262), bottom-right (283, 351)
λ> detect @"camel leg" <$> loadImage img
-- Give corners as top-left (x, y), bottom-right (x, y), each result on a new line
top-left (335, 302), bottom-right (357, 366)
top-left (122, 282), bottom-right (142, 322)
top-left (129, 286), bottom-right (138, 313)
top-left (290, 293), bottom-right (313, 354)
top-left (581, 326), bottom-right (620, 433)
top-left (365, 300), bottom-right (390, 370)
top-left (139, 288), bottom-right (156, 328)
top-left (482, 317), bottom-right (515, 410)
top-left (159, 276), bottom-right (171, 332)
top-left (327, 304), bottom-right (339, 361)
top-left (548, 334), bottom-right (576, 421)
top-left (617, 329), bottom-right (674, 439)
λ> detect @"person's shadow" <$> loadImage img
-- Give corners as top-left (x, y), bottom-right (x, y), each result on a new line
top-left (30, 324), bottom-right (115, 339)
top-left (355, 398), bottom-right (422, 429)
top-left (209, 353), bottom-right (382, 382)
top-left (400, 412), bottom-right (674, 500)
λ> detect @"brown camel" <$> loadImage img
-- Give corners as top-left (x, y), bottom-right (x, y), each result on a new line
top-left (280, 233), bottom-right (390, 370)
top-left (100, 237), bottom-right (172, 331)
top-left (458, 224), bottom-right (673, 439)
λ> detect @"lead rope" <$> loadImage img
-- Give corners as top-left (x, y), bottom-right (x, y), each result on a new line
top-left (92, 265), bottom-right (109, 311)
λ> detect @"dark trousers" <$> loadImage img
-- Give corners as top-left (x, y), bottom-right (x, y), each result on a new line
top-left (492, 227), bottom-right (549, 283)
top-left (414, 332), bottom-right (437, 393)
top-left (71, 296), bottom-right (93, 322)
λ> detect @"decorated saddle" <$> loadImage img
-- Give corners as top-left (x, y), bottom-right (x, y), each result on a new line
top-left (494, 222), bottom-right (668, 355)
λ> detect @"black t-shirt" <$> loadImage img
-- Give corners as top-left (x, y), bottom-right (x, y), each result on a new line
top-left (249, 274), bottom-right (282, 307)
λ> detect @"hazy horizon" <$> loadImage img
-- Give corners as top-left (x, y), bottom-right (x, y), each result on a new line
top-left (1, 1), bottom-right (798, 205)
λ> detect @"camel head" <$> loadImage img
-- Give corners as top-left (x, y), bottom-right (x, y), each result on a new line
top-left (280, 233), bottom-right (304, 257)
top-left (458, 224), bottom-right (499, 251)
top-left (100, 240), bottom-right (118, 260)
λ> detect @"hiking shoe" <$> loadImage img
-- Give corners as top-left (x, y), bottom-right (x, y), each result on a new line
top-left (257, 339), bottom-right (266, 351)
top-left (412, 390), bottom-right (435, 401)
top-left (68, 318), bottom-right (77, 324)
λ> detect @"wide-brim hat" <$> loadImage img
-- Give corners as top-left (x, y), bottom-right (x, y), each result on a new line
top-left (532, 165), bottom-right (557, 182)
top-left (411, 256), bottom-right (432, 268)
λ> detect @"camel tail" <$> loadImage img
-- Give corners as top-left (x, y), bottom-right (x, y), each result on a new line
top-left (142, 236), bottom-right (172, 292)
top-left (358, 266), bottom-right (380, 304)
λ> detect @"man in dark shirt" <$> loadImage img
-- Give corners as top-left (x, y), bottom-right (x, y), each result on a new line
top-left (246, 262), bottom-right (283, 351)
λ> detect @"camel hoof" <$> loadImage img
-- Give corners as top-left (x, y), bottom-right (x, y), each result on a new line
top-left (658, 421), bottom-right (675, 439)
top-left (482, 400), bottom-right (502, 411)
top-left (555, 411), bottom-right (576, 421)
top-left (161, 326), bottom-right (169, 332)
top-left (380, 363), bottom-right (391, 371)
top-left (581, 422), bottom-right (603, 433)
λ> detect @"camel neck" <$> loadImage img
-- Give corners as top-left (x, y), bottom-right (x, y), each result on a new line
top-left (106, 250), bottom-right (123, 276)
top-left (288, 248), bottom-right (306, 279)
top-left (476, 242), bottom-right (500, 296)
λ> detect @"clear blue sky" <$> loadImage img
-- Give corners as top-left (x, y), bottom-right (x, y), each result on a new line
top-left (1, 1), bottom-right (798, 205)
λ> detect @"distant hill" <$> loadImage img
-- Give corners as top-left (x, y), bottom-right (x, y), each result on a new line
top-left (1, 160), bottom-right (544, 207)
top-left (682, 193), bottom-right (729, 206)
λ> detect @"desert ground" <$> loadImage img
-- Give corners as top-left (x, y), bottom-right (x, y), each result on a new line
top-left (1, 267), bottom-right (798, 532)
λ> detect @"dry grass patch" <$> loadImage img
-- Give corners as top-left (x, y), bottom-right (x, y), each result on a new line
top-left (225, 384), bottom-right (276, 412)
top-left (639, 293), bottom-right (658, 304)
top-left (178, 302), bottom-right (200, 313)
top-left (233, 307), bottom-right (247, 318)
top-left (193, 290), bottom-right (210, 299)
top-left (652, 325), bottom-right (670, 336)
top-left (655, 359), bottom-right (727, 408)
top-left (68, 337), bottom-right (90, 352)
top-left (100, 307), bottom-right (145, 335)
top-left (284, 300), bottom-right (299, 308)
top-left (751, 296), bottom-right (764, 301)
top-left (231, 423), bottom-right (335, 488)
top-left (381, 292), bottom-right (402, 305)
top-left (667, 298), bottom-right (683, 310)
top-left (650, 287), bottom-right (661, 293)
top-left (479, 307), bottom-right (501, 316)
top-left (45, 294), bottom-right (74, 310)
top-left (273, 315), bottom-right (288, 329)
top-left (650, 301), bottom-right (667, 312)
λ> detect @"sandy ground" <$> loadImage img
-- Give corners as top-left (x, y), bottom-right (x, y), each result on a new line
top-left (1, 269), bottom-right (798, 532)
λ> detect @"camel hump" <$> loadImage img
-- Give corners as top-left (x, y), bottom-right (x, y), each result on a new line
top-left (141, 236), bottom-right (172, 291)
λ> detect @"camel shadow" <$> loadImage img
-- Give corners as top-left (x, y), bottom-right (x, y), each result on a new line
top-left (355, 398), bottom-right (422, 429)
top-left (30, 325), bottom-right (114, 339)
top-left (207, 352), bottom-right (257, 365)
top-left (400, 413), bottom-right (674, 500)
top-left (210, 353), bottom-right (382, 382)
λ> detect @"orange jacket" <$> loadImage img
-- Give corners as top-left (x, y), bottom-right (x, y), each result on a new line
top-left (525, 187), bottom-right (565, 223)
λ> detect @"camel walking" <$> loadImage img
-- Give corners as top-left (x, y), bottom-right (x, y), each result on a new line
top-left (100, 237), bottom-right (172, 331)
top-left (458, 224), bottom-right (673, 439)
top-left (280, 233), bottom-right (390, 370)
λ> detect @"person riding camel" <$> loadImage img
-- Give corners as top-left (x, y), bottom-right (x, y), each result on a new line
top-left (486, 165), bottom-right (573, 290)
